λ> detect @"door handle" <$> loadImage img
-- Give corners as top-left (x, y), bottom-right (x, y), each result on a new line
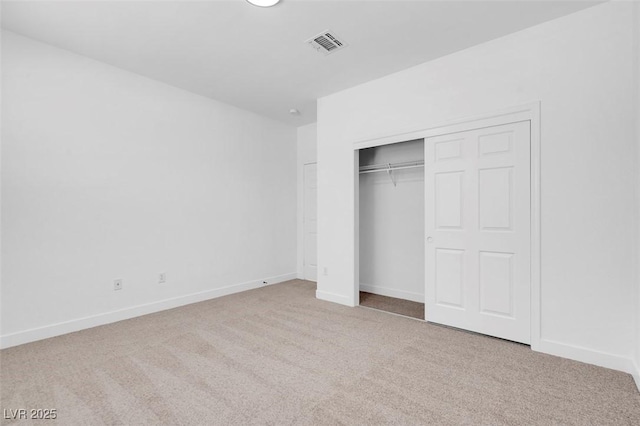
top-left (426, 236), bottom-right (434, 243)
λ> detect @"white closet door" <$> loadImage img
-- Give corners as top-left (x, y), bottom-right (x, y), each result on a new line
top-left (303, 163), bottom-right (318, 282)
top-left (425, 121), bottom-right (531, 344)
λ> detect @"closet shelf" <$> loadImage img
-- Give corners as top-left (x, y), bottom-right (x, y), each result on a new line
top-left (359, 160), bottom-right (424, 187)
top-left (358, 160), bottom-right (424, 174)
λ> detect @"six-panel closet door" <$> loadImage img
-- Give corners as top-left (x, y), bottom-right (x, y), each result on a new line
top-left (424, 121), bottom-right (531, 344)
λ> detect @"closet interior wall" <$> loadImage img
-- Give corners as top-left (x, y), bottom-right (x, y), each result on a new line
top-left (359, 139), bottom-right (425, 303)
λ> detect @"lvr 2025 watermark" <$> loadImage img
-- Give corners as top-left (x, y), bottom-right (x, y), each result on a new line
top-left (3, 408), bottom-right (57, 420)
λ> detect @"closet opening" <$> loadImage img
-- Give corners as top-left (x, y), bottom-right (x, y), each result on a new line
top-left (357, 138), bottom-right (425, 320)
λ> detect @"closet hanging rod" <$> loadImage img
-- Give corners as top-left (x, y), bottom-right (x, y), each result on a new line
top-left (359, 160), bottom-right (424, 174)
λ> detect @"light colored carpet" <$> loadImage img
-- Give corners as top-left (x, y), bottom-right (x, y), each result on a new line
top-left (1, 280), bottom-right (639, 425)
top-left (359, 291), bottom-right (425, 320)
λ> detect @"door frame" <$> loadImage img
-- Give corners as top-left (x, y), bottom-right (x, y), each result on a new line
top-left (353, 102), bottom-right (541, 350)
top-left (303, 162), bottom-right (318, 282)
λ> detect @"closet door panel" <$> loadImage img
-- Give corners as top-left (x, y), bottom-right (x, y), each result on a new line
top-left (425, 121), bottom-right (530, 344)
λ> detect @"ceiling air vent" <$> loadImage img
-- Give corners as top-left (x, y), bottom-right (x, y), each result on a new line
top-left (306, 30), bottom-right (348, 55)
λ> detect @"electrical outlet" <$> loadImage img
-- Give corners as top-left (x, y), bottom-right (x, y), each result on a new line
top-left (323, 267), bottom-right (328, 276)
top-left (114, 279), bottom-right (123, 291)
top-left (159, 272), bottom-right (166, 284)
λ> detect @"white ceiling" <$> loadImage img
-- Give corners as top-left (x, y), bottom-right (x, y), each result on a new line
top-left (1, 0), bottom-right (600, 126)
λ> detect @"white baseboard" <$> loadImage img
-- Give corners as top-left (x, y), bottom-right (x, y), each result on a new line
top-left (359, 283), bottom-right (424, 303)
top-left (537, 338), bottom-right (638, 381)
top-left (0, 272), bottom-right (297, 349)
top-left (633, 360), bottom-right (640, 392)
top-left (316, 290), bottom-right (354, 307)
top-left (296, 273), bottom-right (317, 282)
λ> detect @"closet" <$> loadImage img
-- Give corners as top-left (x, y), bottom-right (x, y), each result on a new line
top-left (358, 139), bottom-right (425, 319)
top-left (356, 116), bottom-right (533, 343)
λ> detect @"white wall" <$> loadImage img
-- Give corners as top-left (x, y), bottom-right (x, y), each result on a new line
top-left (1, 32), bottom-right (297, 347)
top-left (296, 123), bottom-right (317, 279)
top-left (359, 140), bottom-right (424, 302)
top-left (317, 1), bottom-right (638, 376)
top-left (634, 0), bottom-right (640, 388)
top-left (0, 30), bottom-right (4, 341)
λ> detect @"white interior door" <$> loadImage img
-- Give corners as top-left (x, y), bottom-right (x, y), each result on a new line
top-left (303, 163), bottom-right (318, 282)
top-left (425, 121), bottom-right (531, 344)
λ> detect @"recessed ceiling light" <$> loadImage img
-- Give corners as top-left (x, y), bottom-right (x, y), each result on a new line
top-left (246, 0), bottom-right (280, 7)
